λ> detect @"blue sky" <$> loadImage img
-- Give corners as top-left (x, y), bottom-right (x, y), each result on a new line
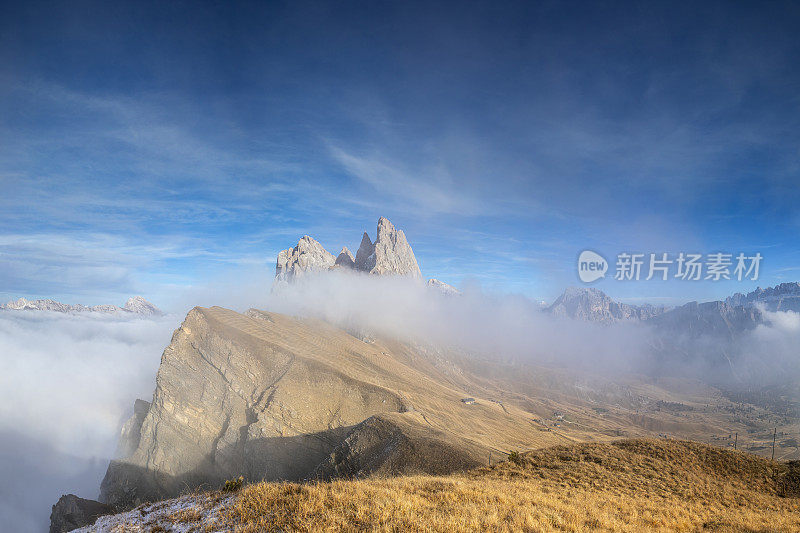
top-left (2, 0), bottom-right (800, 309)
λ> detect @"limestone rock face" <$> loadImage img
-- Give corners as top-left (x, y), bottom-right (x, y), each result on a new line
top-left (275, 236), bottom-right (335, 283)
top-left (49, 494), bottom-right (113, 533)
top-left (334, 247), bottom-right (356, 269)
top-left (355, 217), bottom-right (421, 278)
top-left (99, 306), bottom-right (406, 509)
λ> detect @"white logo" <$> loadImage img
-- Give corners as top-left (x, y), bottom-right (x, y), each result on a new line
top-left (578, 250), bottom-right (608, 283)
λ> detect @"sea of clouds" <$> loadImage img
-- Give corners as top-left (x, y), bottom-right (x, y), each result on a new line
top-left (0, 310), bottom-right (178, 532)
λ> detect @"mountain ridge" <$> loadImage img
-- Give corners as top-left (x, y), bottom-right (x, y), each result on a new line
top-left (0, 296), bottom-right (162, 316)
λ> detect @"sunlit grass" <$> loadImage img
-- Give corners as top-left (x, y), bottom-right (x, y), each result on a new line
top-left (213, 439), bottom-right (799, 532)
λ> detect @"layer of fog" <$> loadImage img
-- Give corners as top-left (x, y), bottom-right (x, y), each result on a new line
top-left (267, 271), bottom-right (800, 388)
top-left (270, 271), bottom-right (651, 375)
top-left (0, 310), bottom-right (177, 532)
top-left (737, 309), bottom-right (800, 389)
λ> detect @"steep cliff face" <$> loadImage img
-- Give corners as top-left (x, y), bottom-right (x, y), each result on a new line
top-left (100, 306), bottom-right (406, 508)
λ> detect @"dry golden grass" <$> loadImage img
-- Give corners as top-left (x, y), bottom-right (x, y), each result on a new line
top-left (216, 439), bottom-right (799, 532)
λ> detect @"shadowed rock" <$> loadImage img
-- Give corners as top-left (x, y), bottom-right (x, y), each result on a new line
top-left (334, 247), bottom-right (356, 269)
top-left (49, 494), bottom-right (113, 533)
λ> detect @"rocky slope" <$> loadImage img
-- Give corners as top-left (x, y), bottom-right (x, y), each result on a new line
top-left (53, 295), bottom-right (800, 530)
top-left (0, 296), bottom-right (162, 315)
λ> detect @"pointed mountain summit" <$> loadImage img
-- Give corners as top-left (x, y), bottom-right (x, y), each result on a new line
top-left (275, 235), bottom-right (336, 283)
top-left (356, 217), bottom-right (422, 278)
top-left (123, 296), bottom-right (164, 316)
top-left (334, 247), bottom-right (356, 269)
top-left (354, 232), bottom-right (375, 272)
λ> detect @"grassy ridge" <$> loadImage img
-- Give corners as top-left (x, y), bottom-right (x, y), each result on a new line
top-left (212, 439), bottom-right (799, 532)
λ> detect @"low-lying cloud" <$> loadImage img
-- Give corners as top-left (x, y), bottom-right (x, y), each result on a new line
top-left (267, 271), bottom-right (800, 388)
top-left (0, 310), bottom-right (177, 532)
top-left (268, 271), bottom-right (654, 375)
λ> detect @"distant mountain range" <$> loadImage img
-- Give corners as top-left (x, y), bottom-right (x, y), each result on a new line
top-left (546, 283), bottom-right (799, 331)
top-left (0, 296), bottom-right (163, 316)
top-left (725, 282), bottom-right (800, 312)
top-left (545, 283), bottom-right (799, 385)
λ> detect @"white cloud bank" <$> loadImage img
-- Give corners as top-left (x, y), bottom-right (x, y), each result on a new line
top-left (0, 310), bottom-right (178, 532)
top-left (266, 270), bottom-right (800, 388)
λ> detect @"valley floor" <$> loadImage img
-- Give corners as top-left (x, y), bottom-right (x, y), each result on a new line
top-left (78, 439), bottom-right (799, 532)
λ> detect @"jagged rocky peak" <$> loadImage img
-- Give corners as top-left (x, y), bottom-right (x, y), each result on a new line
top-left (275, 235), bottom-right (336, 282)
top-left (334, 247), bottom-right (356, 269)
top-left (274, 217), bottom-right (424, 282)
top-left (548, 287), bottom-right (616, 322)
top-left (547, 287), bottom-right (666, 323)
top-left (356, 217), bottom-right (422, 278)
top-left (354, 232), bottom-right (374, 271)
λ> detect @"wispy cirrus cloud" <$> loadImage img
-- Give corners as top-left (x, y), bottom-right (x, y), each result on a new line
top-left (328, 145), bottom-right (489, 216)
